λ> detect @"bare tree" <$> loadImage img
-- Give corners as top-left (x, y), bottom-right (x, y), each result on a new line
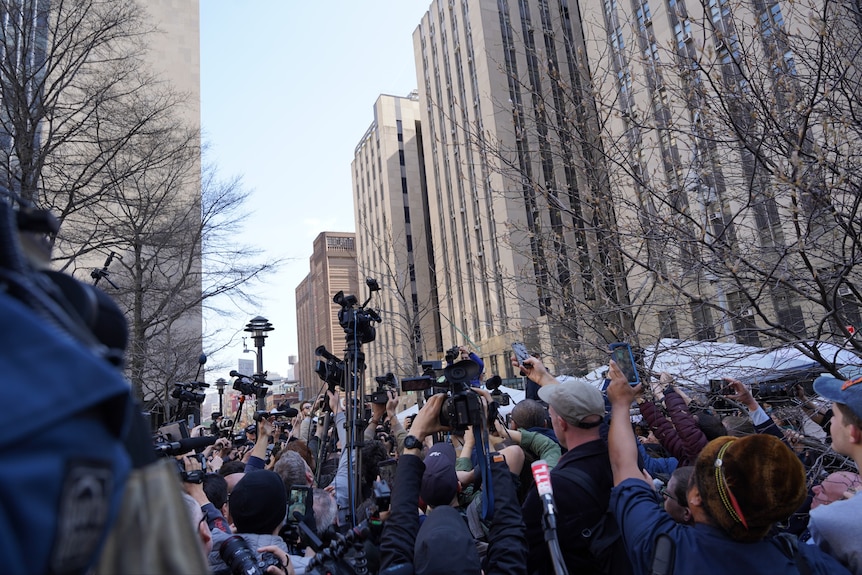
top-left (435, 0), bottom-right (861, 376)
top-left (0, 0), bottom-right (280, 421)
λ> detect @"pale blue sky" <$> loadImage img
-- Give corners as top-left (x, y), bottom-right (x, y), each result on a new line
top-left (200, 2), bottom-right (430, 380)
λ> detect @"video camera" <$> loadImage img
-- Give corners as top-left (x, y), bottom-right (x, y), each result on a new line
top-left (333, 277), bottom-right (381, 344)
top-left (230, 369), bottom-right (271, 399)
top-left (401, 359), bottom-right (484, 430)
top-left (485, 375), bottom-right (511, 406)
top-left (445, 345), bottom-right (461, 363)
top-left (171, 380), bottom-right (208, 404)
top-left (366, 372), bottom-right (397, 405)
top-left (315, 345), bottom-right (345, 392)
top-left (253, 405), bottom-right (299, 422)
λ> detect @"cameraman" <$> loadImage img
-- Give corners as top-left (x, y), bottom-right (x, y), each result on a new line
top-left (379, 394), bottom-right (527, 575)
top-left (366, 389), bottom-right (407, 455)
top-left (446, 345), bottom-right (485, 388)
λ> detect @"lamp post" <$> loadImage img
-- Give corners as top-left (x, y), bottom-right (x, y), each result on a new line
top-left (245, 316), bottom-right (274, 410)
top-left (215, 377), bottom-right (226, 416)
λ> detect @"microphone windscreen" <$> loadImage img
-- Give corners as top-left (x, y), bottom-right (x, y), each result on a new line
top-left (531, 460), bottom-right (553, 496)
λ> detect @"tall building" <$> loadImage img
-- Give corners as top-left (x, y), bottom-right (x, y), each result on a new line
top-left (352, 92), bottom-right (443, 384)
top-left (0, 1), bottom-right (203, 422)
top-left (295, 232), bottom-right (360, 401)
top-left (413, 0), bottom-right (633, 376)
top-left (573, 0), bottom-right (862, 350)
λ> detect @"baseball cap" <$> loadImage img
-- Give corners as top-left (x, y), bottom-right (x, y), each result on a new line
top-left (420, 442), bottom-right (458, 507)
top-left (814, 373), bottom-right (862, 420)
top-left (538, 380), bottom-right (605, 427)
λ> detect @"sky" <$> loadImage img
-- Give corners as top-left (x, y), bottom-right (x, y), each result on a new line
top-left (199, 2), bottom-right (430, 383)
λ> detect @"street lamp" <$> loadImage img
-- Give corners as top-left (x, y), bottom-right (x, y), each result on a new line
top-left (215, 377), bottom-right (226, 415)
top-left (245, 316), bottom-right (274, 409)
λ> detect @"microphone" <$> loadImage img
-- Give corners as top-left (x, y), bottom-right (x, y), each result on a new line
top-left (532, 460), bottom-right (557, 530)
top-left (155, 435), bottom-right (217, 456)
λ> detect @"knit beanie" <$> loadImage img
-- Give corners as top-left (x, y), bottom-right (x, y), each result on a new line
top-left (229, 470), bottom-right (287, 534)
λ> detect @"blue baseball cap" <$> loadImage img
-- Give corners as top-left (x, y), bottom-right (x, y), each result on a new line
top-left (813, 374), bottom-right (862, 420)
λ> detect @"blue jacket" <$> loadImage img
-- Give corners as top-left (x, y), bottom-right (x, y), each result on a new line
top-left (611, 478), bottom-right (850, 575)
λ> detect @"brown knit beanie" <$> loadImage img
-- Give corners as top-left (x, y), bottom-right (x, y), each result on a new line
top-left (695, 435), bottom-right (806, 542)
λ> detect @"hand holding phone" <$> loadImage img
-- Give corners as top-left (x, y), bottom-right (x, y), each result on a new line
top-left (609, 343), bottom-right (640, 386)
top-left (512, 342), bottom-right (530, 365)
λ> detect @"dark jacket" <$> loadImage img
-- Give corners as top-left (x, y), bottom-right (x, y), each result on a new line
top-left (522, 438), bottom-right (614, 575)
top-left (380, 452), bottom-right (527, 575)
top-left (639, 388), bottom-right (706, 465)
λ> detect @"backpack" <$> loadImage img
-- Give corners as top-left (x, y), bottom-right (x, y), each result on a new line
top-left (566, 467), bottom-right (634, 575)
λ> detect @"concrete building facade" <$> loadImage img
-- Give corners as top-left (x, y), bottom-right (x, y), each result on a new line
top-left (351, 92), bottom-right (443, 386)
top-left (295, 232), bottom-right (360, 401)
top-left (412, 0), bottom-right (634, 377)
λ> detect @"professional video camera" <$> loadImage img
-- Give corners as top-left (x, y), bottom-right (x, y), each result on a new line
top-left (219, 535), bottom-right (285, 575)
top-left (401, 359), bottom-right (484, 431)
top-left (445, 345), bottom-right (461, 363)
top-left (230, 369), bottom-right (271, 399)
top-left (366, 372), bottom-right (397, 405)
top-left (333, 277), bottom-right (381, 344)
top-left (485, 375), bottom-right (511, 406)
top-left (171, 380), bottom-right (208, 404)
top-left (315, 345), bottom-right (345, 392)
top-left (253, 404), bottom-right (299, 422)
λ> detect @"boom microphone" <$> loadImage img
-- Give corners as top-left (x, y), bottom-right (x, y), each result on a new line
top-left (155, 435), bottom-right (217, 456)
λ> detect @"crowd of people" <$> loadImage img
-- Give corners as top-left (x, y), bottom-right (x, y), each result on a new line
top-left (134, 345), bottom-right (862, 575)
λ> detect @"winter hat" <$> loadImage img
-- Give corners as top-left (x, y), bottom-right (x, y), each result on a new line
top-left (420, 442), bottom-right (459, 507)
top-left (414, 505), bottom-right (481, 575)
top-left (695, 435), bottom-right (806, 542)
top-left (229, 470), bottom-right (287, 534)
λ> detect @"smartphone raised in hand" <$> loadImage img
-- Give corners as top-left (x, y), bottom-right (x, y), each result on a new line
top-left (512, 342), bottom-right (530, 366)
top-left (287, 485), bottom-right (312, 525)
top-left (378, 458), bottom-right (397, 489)
top-left (609, 342), bottom-right (640, 386)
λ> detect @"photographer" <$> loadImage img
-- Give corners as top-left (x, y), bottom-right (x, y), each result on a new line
top-left (206, 470), bottom-right (295, 575)
top-left (366, 389), bottom-right (407, 455)
top-left (379, 394), bottom-right (528, 575)
top-left (446, 345), bottom-right (485, 388)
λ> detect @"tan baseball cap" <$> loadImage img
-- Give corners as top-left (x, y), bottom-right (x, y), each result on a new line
top-left (538, 380), bottom-right (605, 426)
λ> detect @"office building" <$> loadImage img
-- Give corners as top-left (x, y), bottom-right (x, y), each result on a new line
top-left (351, 92), bottom-right (443, 385)
top-left (295, 232), bottom-right (360, 401)
top-left (413, 0), bottom-right (633, 376)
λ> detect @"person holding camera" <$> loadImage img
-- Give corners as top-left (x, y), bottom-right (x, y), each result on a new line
top-left (445, 345), bottom-right (485, 388)
top-left (378, 393), bottom-right (528, 575)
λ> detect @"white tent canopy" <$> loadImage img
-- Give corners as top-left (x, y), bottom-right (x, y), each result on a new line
top-left (395, 339), bottom-right (860, 419)
top-left (572, 339), bottom-right (860, 391)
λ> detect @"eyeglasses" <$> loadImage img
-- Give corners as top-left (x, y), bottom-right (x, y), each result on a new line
top-left (660, 486), bottom-right (679, 504)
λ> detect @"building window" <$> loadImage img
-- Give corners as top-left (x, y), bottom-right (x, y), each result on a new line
top-left (690, 301), bottom-right (717, 341)
top-left (659, 310), bottom-right (680, 339)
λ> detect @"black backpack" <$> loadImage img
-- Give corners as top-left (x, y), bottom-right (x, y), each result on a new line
top-left (566, 467), bottom-right (634, 575)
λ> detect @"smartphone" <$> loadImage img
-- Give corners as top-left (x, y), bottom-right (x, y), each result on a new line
top-left (287, 485), bottom-right (312, 524)
top-left (609, 342), bottom-right (640, 385)
top-left (709, 378), bottom-right (732, 395)
top-left (378, 458), bottom-right (397, 489)
top-left (512, 342), bottom-right (530, 366)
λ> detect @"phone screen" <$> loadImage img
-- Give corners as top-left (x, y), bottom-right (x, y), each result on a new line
top-left (287, 486), bottom-right (311, 524)
top-left (610, 344), bottom-right (639, 385)
top-left (378, 459), bottom-right (397, 488)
